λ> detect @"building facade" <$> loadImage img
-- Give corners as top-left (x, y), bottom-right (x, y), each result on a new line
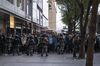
top-left (0, 0), bottom-right (48, 35)
top-left (32, 0), bottom-right (48, 33)
top-left (48, 0), bottom-right (56, 31)
top-left (43, 0), bottom-right (48, 30)
top-left (0, 0), bottom-right (33, 35)
top-left (43, 15), bottom-right (48, 28)
top-left (36, 0), bottom-right (43, 32)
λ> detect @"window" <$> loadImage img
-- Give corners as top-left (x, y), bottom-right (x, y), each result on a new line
top-left (17, 0), bottom-right (25, 11)
top-left (49, 4), bottom-right (52, 9)
top-left (37, 0), bottom-right (43, 9)
top-left (17, 0), bottom-right (21, 7)
top-left (7, 0), bottom-right (14, 4)
top-left (37, 9), bottom-right (39, 24)
top-left (40, 12), bottom-right (43, 25)
top-left (22, 0), bottom-right (25, 11)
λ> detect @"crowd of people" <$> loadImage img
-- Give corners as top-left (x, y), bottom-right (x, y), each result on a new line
top-left (0, 32), bottom-right (99, 58)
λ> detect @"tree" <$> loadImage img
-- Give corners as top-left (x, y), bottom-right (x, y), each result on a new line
top-left (56, 0), bottom-right (98, 59)
top-left (76, 0), bottom-right (93, 59)
top-left (86, 0), bottom-right (99, 66)
top-left (56, 0), bottom-right (92, 58)
top-left (56, 0), bottom-right (80, 33)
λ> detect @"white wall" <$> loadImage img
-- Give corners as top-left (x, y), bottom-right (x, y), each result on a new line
top-left (32, 1), bottom-right (37, 23)
top-left (43, 0), bottom-right (48, 19)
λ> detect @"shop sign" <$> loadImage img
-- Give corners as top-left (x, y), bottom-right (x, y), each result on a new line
top-left (10, 15), bottom-right (15, 28)
top-left (16, 26), bottom-right (21, 29)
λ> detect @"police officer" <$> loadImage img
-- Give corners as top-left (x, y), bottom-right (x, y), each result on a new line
top-left (6, 34), bottom-right (12, 54)
top-left (72, 34), bottom-right (77, 58)
top-left (41, 34), bottom-right (48, 56)
top-left (12, 35), bottom-right (21, 56)
top-left (1, 34), bottom-right (6, 54)
top-left (27, 36), bottom-right (35, 56)
top-left (57, 34), bottom-right (65, 54)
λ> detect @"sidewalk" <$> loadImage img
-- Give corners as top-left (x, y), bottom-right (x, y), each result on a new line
top-left (0, 53), bottom-right (99, 66)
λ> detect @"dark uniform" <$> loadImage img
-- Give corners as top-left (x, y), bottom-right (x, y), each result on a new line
top-left (12, 35), bottom-right (22, 56)
top-left (57, 36), bottom-right (65, 54)
top-left (73, 36), bottom-right (78, 58)
top-left (0, 34), bottom-right (6, 54)
top-left (40, 35), bottom-right (48, 56)
top-left (26, 37), bottom-right (35, 56)
top-left (6, 36), bottom-right (12, 54)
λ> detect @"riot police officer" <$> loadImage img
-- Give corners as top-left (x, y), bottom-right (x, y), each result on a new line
top-left (26, 36), bottom-right (35, 56)
top-left (40, 34), bottom-right (48, 56)
top-left (12, 35), bottom-right (22, 56)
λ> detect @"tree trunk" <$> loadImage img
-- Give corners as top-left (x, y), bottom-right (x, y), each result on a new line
top-left (73, 19), bottom-right (76, 33)
top-left (76, 0), bottom-right (86, 59)
top-left (79, 0), bottom-right (93, 59)
top-left (79, 29), bottom-right (85, 58)
top-left (78, 7), bottom-right (85, 59)
top-left (77, 0), bottom-right (93, 59)
top-left (84, 0), bottom-right (93, 29)
top-left (86, 0), bottom-right (99, 66)
top-left (68, 22), bottom-right (73, 34)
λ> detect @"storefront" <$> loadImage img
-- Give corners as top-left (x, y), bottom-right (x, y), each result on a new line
top-left (0, 12), bottom-right (9, 35)
top-left (15, 17), bottom-right (32, 35)
top-left (0, 12), bottom-right (33, 35)
top-left (9, 15), bottom-right (15, 35)
top-left (0, 17), bottom-right (5, 33)
top-left (0, 10), bottom-right (38, 36)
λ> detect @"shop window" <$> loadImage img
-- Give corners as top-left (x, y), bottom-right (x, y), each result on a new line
top-left (7, 0), bottom-right (14, 4)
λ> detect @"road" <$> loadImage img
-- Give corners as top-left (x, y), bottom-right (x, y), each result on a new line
top-left (0, 53), bottom-right (100, 66)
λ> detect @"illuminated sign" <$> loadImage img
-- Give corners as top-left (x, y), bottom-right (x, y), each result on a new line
top-left (10, 15), bottom-right (15, 28)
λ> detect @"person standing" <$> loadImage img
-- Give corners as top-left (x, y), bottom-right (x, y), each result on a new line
top-left (27, 36), bottom-right (35, 56)
top-left (72, 34), bottom-right (78, 58)
top-left (64, 34), bottom-right (69, 53)
top-left (41, 34), bottom-right (48, 56)
top-left (1, 34), bottom-right (6, 54)
top-left (6, 34), bottom-right (12, 54)
top-left (48, 34), bottom-right (53, 52)
top-left (12, 35), bottom-right (21, 56)
top-left (53, 34), bottom-right (57, 52)
top-left (58, 34), bottom-right (65, 54)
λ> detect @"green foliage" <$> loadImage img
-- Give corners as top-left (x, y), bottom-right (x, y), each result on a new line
top-left (56, 0), bottom-right (80, 25)
top-left (56, 0), bottom-right (92, 27)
